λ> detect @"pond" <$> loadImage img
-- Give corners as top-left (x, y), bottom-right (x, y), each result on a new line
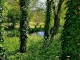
top-left (36, 31), bottom-right (44, 36)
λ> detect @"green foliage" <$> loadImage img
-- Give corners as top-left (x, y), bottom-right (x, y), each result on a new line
top-left (4, 34), bottom-right (61, 60)
top-left (61, 0), bottom-right (80, 59)
top-left (1, 0), bottom-right (77, 59)
top-left (6, 29), bottom-right (19, 37)
top-left (28, 28), bottom-right (44, 33)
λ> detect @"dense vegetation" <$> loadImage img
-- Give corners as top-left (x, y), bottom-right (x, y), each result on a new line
top-left (0, 0), bottom-right (80, 60)
top-left (61, 0), bottom-right (80, 60)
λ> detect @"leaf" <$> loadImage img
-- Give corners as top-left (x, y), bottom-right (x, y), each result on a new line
top-left (73, 2), bottom-right (77, 5)
top-left (72, 15), bottom-right (77, 19)
top-left (67, 36), bottom-right (71, 38)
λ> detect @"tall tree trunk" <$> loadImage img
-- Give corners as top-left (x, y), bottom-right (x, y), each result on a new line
top-left (61, 0), bottom-right (80, 60)
top-left (43, 0), bottom-right (52, 47)
top-left (50, 0), bottom-right (64, 43)
top-left (19, 0), bottom-right (29, 53)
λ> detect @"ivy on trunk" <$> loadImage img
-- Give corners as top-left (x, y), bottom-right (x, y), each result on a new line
top-left (61, 0), bottom-right (80, 60)
top-left (43, 0), bottom-right (52, 47)
top-left (19, 0), bottom-right (29, 53)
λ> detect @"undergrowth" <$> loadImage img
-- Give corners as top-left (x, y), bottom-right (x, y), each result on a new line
top-left (3, 33), bottom-right (61, 60)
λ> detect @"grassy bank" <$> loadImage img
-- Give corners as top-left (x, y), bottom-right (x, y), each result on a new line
top-left (3, 33), bottom-right (61, 60)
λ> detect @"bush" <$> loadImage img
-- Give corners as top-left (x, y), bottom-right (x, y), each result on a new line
top-left (28, 28), bottom-right (44, 33)
top-left (6, 29), bottom-right (20, 37)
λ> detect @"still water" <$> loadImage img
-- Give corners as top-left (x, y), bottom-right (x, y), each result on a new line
top-left (37, 31), bottom-right (44, 36)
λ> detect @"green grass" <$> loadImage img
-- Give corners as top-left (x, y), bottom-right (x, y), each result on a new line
top-left (4, 36), bottom-right (19, 53)
top-left (3, 33), bottom-right (61, 60)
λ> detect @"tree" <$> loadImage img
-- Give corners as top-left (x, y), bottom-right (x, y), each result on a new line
top-left (43, 0), bottom-right (52, 47)
top-left (0, 0), bottom-right (7, 60)
top-left (50, 0), bottom-right (64, 43)
top-left (61, 0), bottom-right (80, 60)
top-left (19, 0), bottom-right (29, 53)
top-left (43, 0), bottom-right (65, 46)
top-left (7, 7), bottom-right (20, 30)
top-left (0, 0), bottom-right (4, 46)
top-left (3, 0), bottom-right (20, 30)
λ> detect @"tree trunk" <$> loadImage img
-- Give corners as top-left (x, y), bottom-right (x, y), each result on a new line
top-left (43, 0), bottom-right (52, 47)
top-left (50, 0), bottom-right (64, 43)
top-left (0, 0), bottom-right (4, 43)
top-left (0, 0), bottom-right (6, 59)
top-left (0, 0), bottom-right (2, 40)
top-left (19, 0), bottom-right (29, 53)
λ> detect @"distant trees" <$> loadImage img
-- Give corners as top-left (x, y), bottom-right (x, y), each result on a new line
top-left (7, 7), bottom-right (20, 30)
top-left (19, 0), bottom-right (29, 53)
top-left (61, 0), bottom-right (80, 60)
top-left (4, 0), bottom-right (21, 30)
